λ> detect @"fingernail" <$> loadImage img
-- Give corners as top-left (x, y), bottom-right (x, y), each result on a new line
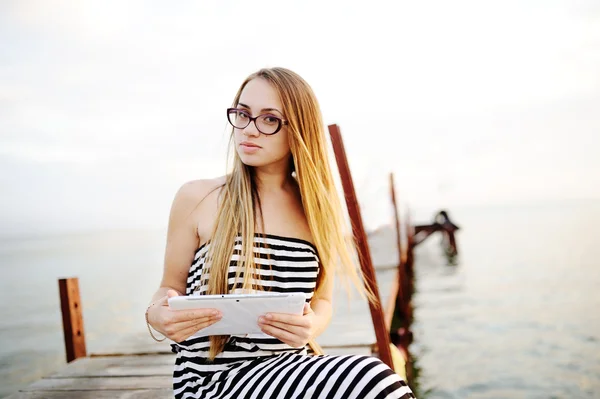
top-left (266, 314), bottom-right (273, 319)
top-left (258, 317), bottom-right (265, 323)
top-left (212, 310), bottom-right (219, 316)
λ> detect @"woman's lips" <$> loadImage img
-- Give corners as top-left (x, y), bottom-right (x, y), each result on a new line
top-left (240, 143), bottom-right (261, 154)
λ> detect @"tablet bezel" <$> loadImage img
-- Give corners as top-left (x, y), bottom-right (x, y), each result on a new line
top-left (167, 292), bottom-right (306, 337)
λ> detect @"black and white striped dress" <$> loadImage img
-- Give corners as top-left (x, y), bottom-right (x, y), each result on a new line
top-left (171, 234), bottom-right (415, 399)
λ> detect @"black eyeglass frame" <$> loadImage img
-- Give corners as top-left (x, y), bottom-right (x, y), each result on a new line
top-left (226, 108), bottom-right (289, 135)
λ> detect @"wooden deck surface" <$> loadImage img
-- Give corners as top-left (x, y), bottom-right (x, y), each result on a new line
top-left (7, 227), bottom-right (401, 398)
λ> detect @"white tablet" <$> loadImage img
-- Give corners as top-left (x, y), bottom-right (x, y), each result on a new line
top-left (167, 292), bottom-right (306, 337)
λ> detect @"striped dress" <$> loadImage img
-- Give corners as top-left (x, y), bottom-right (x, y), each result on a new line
top-left (171, 233), bottom-right (416, 399)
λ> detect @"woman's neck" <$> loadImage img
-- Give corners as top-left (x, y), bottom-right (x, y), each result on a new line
top-left (253, 164), bottom-right (294, 194)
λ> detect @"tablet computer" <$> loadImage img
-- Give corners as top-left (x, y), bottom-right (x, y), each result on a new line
top-left (167, 292), bottom-right (306, 337)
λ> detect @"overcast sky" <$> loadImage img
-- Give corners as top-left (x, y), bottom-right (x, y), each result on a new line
top-left (1, 0), bottom-right (599, 237)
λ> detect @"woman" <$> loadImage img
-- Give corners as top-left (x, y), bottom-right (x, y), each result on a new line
top-left (145, 67), bottom-right (416, 398)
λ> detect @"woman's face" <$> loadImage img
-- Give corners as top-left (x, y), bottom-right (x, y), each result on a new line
top-left (232, 78), bottom-right (291, 169)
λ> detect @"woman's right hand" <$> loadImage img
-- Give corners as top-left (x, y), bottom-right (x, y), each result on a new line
top-left (146, 289), bottom-right (222, 343)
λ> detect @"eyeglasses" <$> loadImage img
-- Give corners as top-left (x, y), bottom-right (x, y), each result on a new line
top-left (227, 108), bottom-right (288, 135)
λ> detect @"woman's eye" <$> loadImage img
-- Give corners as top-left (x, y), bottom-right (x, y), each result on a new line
top-left (262, 116), bottom-right (279, 125)
top-left (237, 111), bottom-right (250, 120)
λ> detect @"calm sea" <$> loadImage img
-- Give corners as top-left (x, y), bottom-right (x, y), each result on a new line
top-left (0, 200), bottom-right (599, 398)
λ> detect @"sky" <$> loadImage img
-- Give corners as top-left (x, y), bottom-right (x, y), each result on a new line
top-left (1, 0), bottom-right (599, 237)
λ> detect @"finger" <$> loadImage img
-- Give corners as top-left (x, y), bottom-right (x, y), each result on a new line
top-left (160, 289), bottom-right (180, 307)
top-left (154, 295), bottom-right (169, 307)
top-left (171, 315), bottom-right (219, 331)
top-left (170, 308), bottom-right (222, 322)
top-left (260, 324), bottom-right (304, 348)
top-left (303, 302), bottom-right (312, 315)
top-left (259, 318), bottom-right (305, 336)
top-left (263, 312), bottom-right (308, 327)
top-left (175, 318), bottom-right (222, 342)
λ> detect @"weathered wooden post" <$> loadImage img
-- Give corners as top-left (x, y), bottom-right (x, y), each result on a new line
top-left (413, 210), bottom-right (460, 263)
top-left (436, 210), bottom-right (460, 258)
top-left (389, 174), bottom-right (415, 384)
top-left (389, 173), bottom-right (409, 325)
top-left (58, 277), bottom-right (87, 362)
top-left (328, 124), bottom-right (394, 370)
top-left (390, 173), bottom-right (411, 336)
top-left (405, 214), bottom-right (415, 324)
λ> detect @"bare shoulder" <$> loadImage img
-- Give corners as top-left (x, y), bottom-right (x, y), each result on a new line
top-left (173, 176), bottom-right (227, 242)
top-left (172, 176), bottom-right (227, 208)
top-left (160, 177), bottom-right (227, 293)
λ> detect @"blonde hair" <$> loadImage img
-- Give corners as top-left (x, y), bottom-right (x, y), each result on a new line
top-left (201, 67), bottom-right (374, 359)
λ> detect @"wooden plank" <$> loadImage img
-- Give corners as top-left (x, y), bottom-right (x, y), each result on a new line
top-left (53, 349), bottom-right (373, 378)
top-left (89, 334), bottom-right (174, 357)
top-left (6, 390), bottom-right (173, 399)
top-left (6, 345), bottom-right (376, 398)
top-left (59, 278), bottom-right (87, 362)
top-left (48, 355), bottom-right (175, 378)
top-left (23, 376), bottom-right (172, 391)
top-left (327, 123), bottom-right (394, 370)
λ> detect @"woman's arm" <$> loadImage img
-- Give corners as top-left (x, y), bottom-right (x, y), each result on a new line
top-left (306, 269), bottom-right (334, 337)
top-left (149, 181), bottom-right (203, 300)
top-left (146, 180), bottom-right (222, 342)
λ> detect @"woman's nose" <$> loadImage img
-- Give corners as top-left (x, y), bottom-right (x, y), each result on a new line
top-left (243, 120), bottom-right (261, 137)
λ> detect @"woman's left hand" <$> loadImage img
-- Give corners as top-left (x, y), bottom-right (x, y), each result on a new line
top-left (258, 302), bottom-right (315, 348)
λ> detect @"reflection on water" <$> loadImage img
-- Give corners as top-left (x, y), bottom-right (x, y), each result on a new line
top-left (410, 350), bottom-right (432, 398)
top-left (407, 200), bottom-right (600, 398)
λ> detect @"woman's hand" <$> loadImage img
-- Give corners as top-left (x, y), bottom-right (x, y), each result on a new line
top-left (146, 289), bottom-right (222, 343)
top-left (258, 302), bottom-right (315, 348)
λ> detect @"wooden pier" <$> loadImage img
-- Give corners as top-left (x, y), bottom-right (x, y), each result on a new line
top-left (6, 124), bottom-right (459, 398)
top-left (5, 232), bottom-right (403, 399)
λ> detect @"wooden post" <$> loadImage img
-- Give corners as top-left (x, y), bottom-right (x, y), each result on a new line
top-left (447, 231), bottom-right (458, 256)
top-left (389, 173), bottom-right (408, 322)
top-left (389, 173), bottom-right (415, 382)
top-left (405, 213), bottom-right (415, 321)
top-left (327, 124), bottom-right (394, 370)
top-left (58, 277), bottom-right (87, 362)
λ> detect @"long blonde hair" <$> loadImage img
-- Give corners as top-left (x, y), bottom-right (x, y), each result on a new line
top-left (202, 67), bottom-right (374, 359)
